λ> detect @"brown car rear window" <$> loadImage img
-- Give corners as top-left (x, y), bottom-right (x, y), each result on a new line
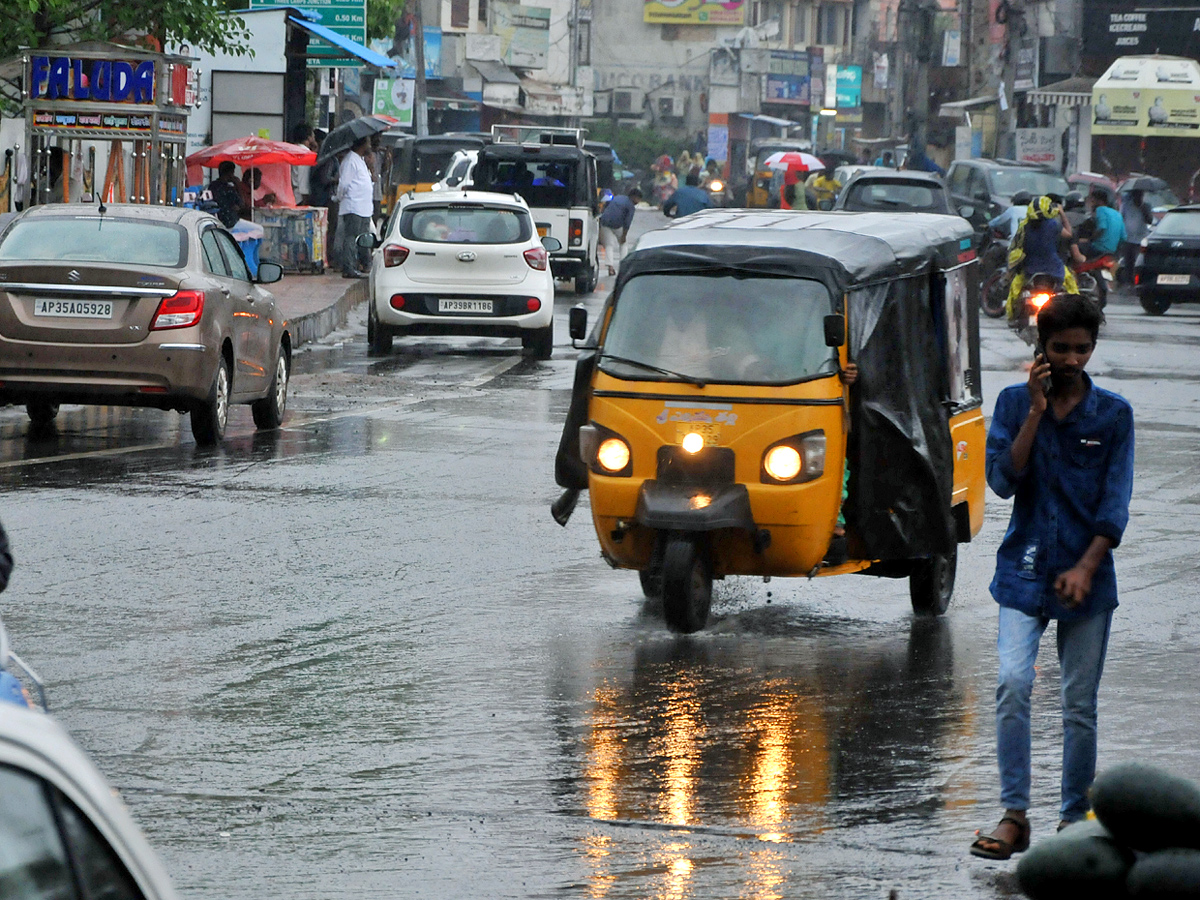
top-left (0, 217), bottom-right (187, 268)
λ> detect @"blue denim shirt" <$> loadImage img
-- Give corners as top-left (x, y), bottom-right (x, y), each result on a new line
top-left (986, 374), bottom-right (1134, 620)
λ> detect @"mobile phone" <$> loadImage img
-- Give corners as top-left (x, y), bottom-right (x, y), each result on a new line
top-left (1033, 342), bottom-right (1051, 395)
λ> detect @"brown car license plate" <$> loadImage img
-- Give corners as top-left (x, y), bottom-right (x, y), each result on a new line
top-left (34, 298), bottom-right (114, 319)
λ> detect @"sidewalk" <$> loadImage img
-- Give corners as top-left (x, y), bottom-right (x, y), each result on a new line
top-left (270, 271), bottom-right (367, 347)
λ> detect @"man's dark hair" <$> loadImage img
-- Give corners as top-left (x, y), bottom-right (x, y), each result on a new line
top-left (1089, 188), bottom-right (1109, 206)
top-left (290, 122), bottom-right (314, 145)
top-left (218, 161), bottom-right (236, 178)
top-left (352, 135), bottom-right (370, 152)
top-left (628, 187), bottom-right (643, 200)
top-left (1038, 293), bottom-right (1104, 344)
top-left (685, 172), bottom-right (700, 187)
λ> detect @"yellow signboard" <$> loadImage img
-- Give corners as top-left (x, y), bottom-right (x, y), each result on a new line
top-left (643, 0), bottom-right (744, 25)
top-left (1092, 55), bottom-right (1200, 137)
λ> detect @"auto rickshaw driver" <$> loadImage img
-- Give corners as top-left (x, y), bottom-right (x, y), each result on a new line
top-left (553, 210), bottom-right (986, 634)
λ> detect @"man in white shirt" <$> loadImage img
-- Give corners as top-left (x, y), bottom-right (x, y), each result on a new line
top-left (334, 136), bottom-right (374, 278)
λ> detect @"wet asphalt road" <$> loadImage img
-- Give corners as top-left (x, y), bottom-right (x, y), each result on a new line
top-left (2, 214), bottom-right (1200, 899)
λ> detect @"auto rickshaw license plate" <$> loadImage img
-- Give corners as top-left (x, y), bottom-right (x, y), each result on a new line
top-left (676, 423), bottom-right (721, 445)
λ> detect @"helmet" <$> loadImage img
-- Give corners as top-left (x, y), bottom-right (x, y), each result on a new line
top-left (1011, 190), bottom-right (1032, 207)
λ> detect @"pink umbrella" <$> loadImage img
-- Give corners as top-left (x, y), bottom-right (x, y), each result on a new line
top-left (763, 150), bottom-right (824, 172)
top-left (186, 136), bottom-right (317, 169)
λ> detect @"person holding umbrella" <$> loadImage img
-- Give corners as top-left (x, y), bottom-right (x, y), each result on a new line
top-left (334, 136), bottom-right (374, 278)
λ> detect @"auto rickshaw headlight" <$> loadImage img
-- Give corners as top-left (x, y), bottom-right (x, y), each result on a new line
top-left (580, 423), bottom-right (633, 477)
top-left (761, 431), bottom-right (825, 484)
top-left (597, 438), bottom-right (631, 473)
top-left (764, 445), bottom-right (802, 481)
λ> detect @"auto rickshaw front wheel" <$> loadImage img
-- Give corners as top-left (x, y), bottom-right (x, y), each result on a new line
top-left (660, 534), bottom-right (713, 633)
top-left (909, 545), bottom-right (958, 616)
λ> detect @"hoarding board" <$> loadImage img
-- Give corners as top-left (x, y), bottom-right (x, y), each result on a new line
top-left (643, 0), bottom-right (744, 26)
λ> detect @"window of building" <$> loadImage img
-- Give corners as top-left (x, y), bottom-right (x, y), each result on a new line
top-left (478, 0), bottom-right (488, 27)
top-left (451, 0), bottom-right (470, 29)
top-left (577, 22), bottom-right (591, 65)
top-left (816, 4), bottom-right (838, 44)
top-left (791, 2), bottom-right (809, 44)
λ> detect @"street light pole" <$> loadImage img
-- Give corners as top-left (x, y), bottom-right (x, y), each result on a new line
top-left (413, 0), bottom-right (429, 136)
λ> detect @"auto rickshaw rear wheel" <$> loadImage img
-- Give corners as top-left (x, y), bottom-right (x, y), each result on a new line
top-left (909, 544), bottom-right (957, 616)
top-left (660, 535), bottom-right (712, 633)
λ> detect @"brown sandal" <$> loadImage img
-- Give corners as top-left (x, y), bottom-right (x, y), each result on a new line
top-left (969, 815), bottom-right (1031, 860)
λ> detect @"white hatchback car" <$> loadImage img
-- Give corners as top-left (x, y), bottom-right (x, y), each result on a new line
top-left (363, 190), bottom-right (560, 359)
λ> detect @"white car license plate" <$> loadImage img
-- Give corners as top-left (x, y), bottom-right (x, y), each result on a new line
top-left (1157, 274), bottom-right (1190, 285)
top-left (34, 298), bottom-right (114, 319)
top-left (439, 299), bottom-right (493, 313)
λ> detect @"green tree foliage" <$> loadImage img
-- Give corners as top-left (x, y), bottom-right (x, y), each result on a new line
top-left (584, 122), bottom-right (688, 175)
top-left (0, 0), bottom-right (251, 60)
top-left (367, 0), bottom-right (406, 44)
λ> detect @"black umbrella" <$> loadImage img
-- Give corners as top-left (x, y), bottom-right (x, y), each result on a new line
top-left (316, 115), bottom-right (399, 163)
top-left (1125, 175), bottom-right (1168, 193)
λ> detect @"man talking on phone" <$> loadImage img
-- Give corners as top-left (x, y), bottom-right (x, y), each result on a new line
top-left (970, 293), bottom-right (1134, 860)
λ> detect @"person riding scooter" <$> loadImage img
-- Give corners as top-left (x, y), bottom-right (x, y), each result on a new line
top-left (1005, 195), bottom-right (1078, 318)
top-left (1074, 189), bottom-right (1126, 262)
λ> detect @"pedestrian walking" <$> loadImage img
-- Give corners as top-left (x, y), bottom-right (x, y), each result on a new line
top-left (289, 122), bottom-right (319, 206)
top-left (970, 293), bottom-right (1134, 860)
top-left (598, 187), bottom-right (642, 275)
top-left (334, 137), bottom-right (374, 278)
top-left (1119, 189), bottom-right (1154, 286)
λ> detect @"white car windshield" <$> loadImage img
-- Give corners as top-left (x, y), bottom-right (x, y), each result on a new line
top-left (601, 273), bottom-right (837, 385)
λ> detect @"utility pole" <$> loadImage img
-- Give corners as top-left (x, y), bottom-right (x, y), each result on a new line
top-left (900, 0), bottom-right (937, 161)
top-left (999, 0), bottom-right (1025, 159)
top-left (413, 0), bottom-right (429, 136)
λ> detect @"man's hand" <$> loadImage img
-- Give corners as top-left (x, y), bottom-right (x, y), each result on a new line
top-left (1028, 355), bottom-right (1051, 413)
top-left (840, 362), bottom-right (858, 385)
top-left (1055, 565), bottom-right (1095, 608)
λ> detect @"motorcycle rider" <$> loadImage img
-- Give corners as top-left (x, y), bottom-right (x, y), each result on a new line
top-left (1075, 189), bottom-right (1125, 261)
top-left (989, 191), bottom-right (1032, 242)
top-left (1006, 195), bottom-right (1078, 318)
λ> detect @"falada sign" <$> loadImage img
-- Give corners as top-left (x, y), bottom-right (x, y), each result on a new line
top-left (28, 56), bottom-right (156, 104)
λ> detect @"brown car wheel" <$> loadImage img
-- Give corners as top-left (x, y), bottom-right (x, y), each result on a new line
top-left (191, 356), bottom-right (231, 446)
top-left (252, 346), bottom-right (289, 430)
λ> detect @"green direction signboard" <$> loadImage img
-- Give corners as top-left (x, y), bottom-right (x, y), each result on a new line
top-left (252, 0), bottom-right (367, 67)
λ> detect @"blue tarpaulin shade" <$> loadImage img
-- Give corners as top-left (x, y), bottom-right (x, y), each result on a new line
top-left (288, 16), bottom-right (399, 69)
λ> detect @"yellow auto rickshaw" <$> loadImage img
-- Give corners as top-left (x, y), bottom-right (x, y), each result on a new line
top-left (384, 134), bottom-right (487, 213)
top-left (553, 210), bottom-right (986, 633)
top-left (745, 138), bottom-right (812, 208)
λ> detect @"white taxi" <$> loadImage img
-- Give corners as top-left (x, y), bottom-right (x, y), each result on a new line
top-left (362, 190), bottom-right (560, 359)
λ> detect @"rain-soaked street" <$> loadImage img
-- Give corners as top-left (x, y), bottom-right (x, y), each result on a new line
top-left (2, 216), bottom-right (1199, 898)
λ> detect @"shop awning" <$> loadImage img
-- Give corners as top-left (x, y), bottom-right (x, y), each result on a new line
top-left (428, 87), bottom-right (481, 111)
top-left (938, 94), bottom-right (999, 118)
top-left (1027, 77), bottom-right (1096, 107)
top-left (739, 113), bottom-right (800, 127)
top-left (288, 16), bottom-right (398, 69)
top-left (470, 59), bottom-right (520, 84)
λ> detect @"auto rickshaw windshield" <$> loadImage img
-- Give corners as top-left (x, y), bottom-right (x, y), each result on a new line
top-left (600, 273), bottom-right (837, 384)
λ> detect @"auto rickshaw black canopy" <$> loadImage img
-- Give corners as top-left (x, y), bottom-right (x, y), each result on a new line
top-left (557, 210), bottom-right (982, 563)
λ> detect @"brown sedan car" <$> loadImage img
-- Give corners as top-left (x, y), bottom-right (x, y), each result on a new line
top-left (0, 204), bottom-right (291, 445)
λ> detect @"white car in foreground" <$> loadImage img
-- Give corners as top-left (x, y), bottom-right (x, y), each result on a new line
top-left (362, 190), bottom-right (561, 359)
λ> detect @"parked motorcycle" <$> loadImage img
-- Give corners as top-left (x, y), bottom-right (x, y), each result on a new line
top-left (979, 227), bottom-right (1010, 319)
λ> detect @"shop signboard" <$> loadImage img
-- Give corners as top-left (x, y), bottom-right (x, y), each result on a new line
top-left (643, 0), bottom-right (744, 25)
top-left (707, 124), bottom-right (728, 163)
top-left (492, 2), bottom-right (550, 69)
top-left (372, 78), bottom-right (415, 125)
top-left (835, 65), bottom-right (861, 108)
top-left (368, 30), bottom-right (441, 79)
top-left (1084, 2), bottom-right (1200, 59)
top-left (28, 55), bottom-right (156, 105)
top-left (764, 50), bottom-right (809, 106)
top-left (1013, 36), bottom-right (1038, 91)
top-left (1015, 127), bottom-right (1060, 167)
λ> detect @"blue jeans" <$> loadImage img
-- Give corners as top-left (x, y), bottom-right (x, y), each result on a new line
top-left (996, 605), bottom-right (1113, 821)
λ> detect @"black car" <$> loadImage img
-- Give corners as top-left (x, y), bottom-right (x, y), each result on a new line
top-left (946, 158), bottom-right (1071, 237)
top-left (1134, 205), bottom-right (1200, 315)
top-left (834, 171), bottom-right (961, 216)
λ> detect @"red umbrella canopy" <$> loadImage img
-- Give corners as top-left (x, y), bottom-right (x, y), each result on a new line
top-left (186, 136), bottom-right (317, 169)
top-left (763, 150), bottom-right (825, 172)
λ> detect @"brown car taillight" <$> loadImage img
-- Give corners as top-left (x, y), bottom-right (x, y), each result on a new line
top-left (384, 244), bottom-right (410, 267)
top-left (151, 290), bottom-right (205, 330)
top-left (569, 219), bottom-right (583, 246)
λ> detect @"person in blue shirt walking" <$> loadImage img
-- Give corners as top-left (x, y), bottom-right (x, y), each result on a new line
top-left (662, 172), bottom-right (711, 218)
top-left (598, 187), bottom-right (642, 275)
top-left (970, 293), bottom-right (1134, 860)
